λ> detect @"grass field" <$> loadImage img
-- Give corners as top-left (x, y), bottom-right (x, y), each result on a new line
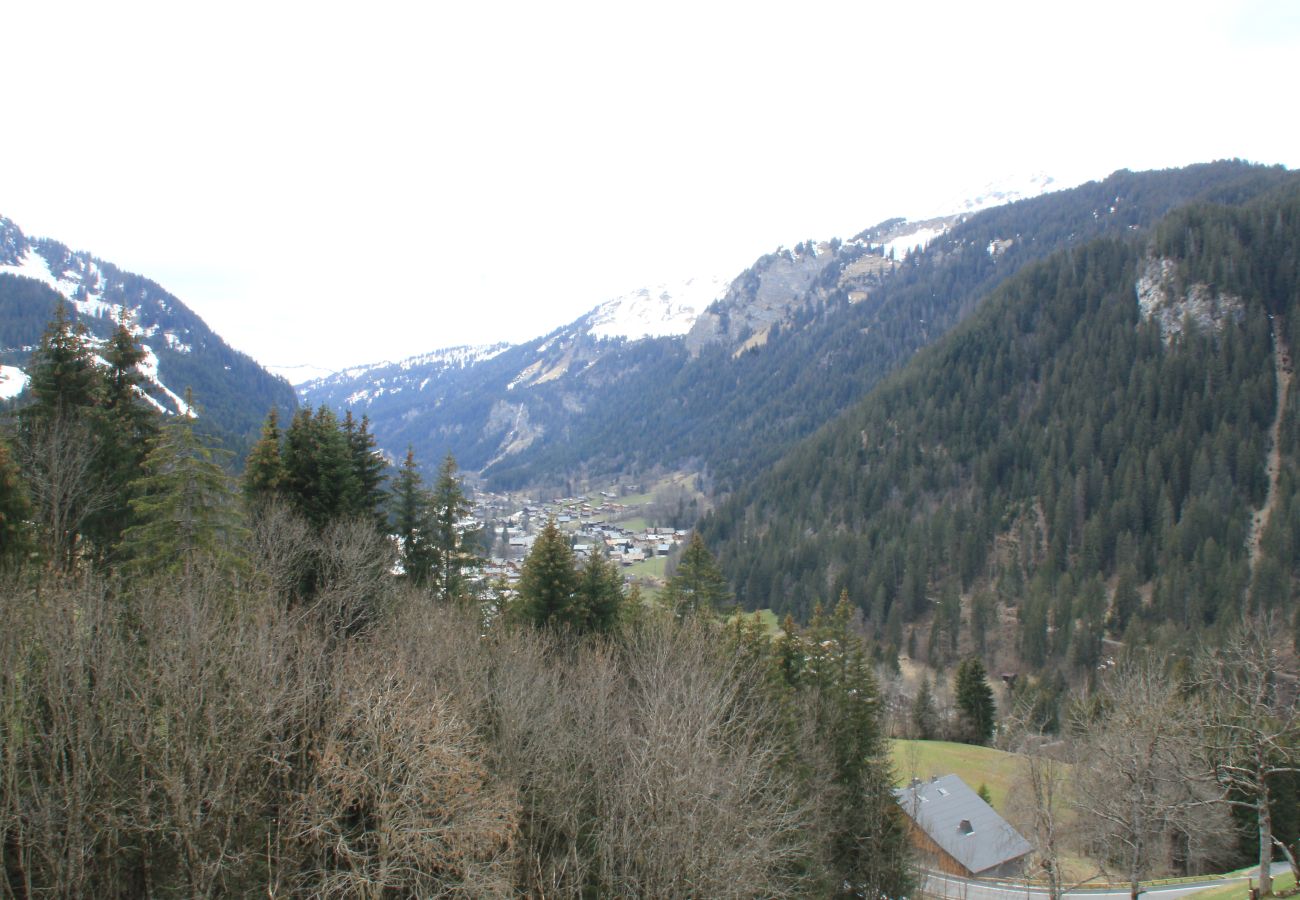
top-left (890, 739), bottom-right (1025, 814)
top-left (624, 555), bottom-right (667, 579)
top-left (1189, 870), bottom-right (1295, 899)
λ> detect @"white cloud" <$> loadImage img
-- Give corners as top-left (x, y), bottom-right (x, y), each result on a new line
top-left (1, 0), bottom-right (1296, 371)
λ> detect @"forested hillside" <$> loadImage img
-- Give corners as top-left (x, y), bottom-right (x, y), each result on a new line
top-left (0, 217), bottom-right (297, 451)
top-left (702, 177), bottom-right (1300, 674)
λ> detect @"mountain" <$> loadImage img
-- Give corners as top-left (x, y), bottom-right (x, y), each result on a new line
top-left (303, 162), bottom-right (1290, 495)
top-left (699, 173), bottom-right (1300, 673)
top-left (0, 216), bottom-right (296, 450)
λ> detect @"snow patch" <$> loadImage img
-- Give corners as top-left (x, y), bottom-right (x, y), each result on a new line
top-left (0, 365), bottom-right (28, 400)
top-left (0, 248), bottom-right (117, 319)
top-left (874, 225), bottom-right (948, 260)
top-left (588, 275), bottom-right (727, 341)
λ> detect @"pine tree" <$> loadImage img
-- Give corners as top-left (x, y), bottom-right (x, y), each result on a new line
top-left (390, 447), bottom-right (435, 586)
top-left (429, 453), bottom-right (479, 603)
top-left (23, 301), bottom-right (102, 418)
top-left (574, 547), bottom-right (625, 634)
top-left (911, 674), bottom-right (939, 740)
top-left (344, 411), bottom-right (387, 527)
top-left (805, 592), bottom-right (912, 897)
top-left (513, 519), bottom-right (579, 629)
top-left (243, 407), bottom-right (286, 514)
top-left (121, 402), bottom-right (247, 579)
top-left (282, 406), bottom-right (358, 530)
top-left (661, 532), bottom-right (732, 618)
top-left (954, 656), bottom-right (997, 745)
top-left (86, 311), bottom-right (158, 557)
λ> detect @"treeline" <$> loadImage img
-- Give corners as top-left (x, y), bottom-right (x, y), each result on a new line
top-left (703, 179), bottom-right (1300, 677)
top-left (1, 307), bottom-right (912, 895)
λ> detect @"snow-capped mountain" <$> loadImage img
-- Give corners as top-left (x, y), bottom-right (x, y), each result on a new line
top-left (586, 276), bottom-right (730, 341)
top-left (0, 215), bottom-right (296, 447)
top-left (300, 163), bottom-right (1253, 491)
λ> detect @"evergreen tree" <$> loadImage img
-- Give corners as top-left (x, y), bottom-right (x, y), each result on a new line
top-left (661, 532), bottom-right (732, 618)
top-left (344, 411), bottom-right (387, 528)
top-left (85, 311), bottom-right (159, 558)
top-left (429, 453), bottom-right (479, 603)
top-left (121, 402), bottom-right (247, 579)
top-left (22, 301), bottom-right (102, 418)
top-left (243, 407), bottom-right (286, 512)
top-left (910, 674), bottom-right (939, 740)
top-left (513, 519), bottom-right (579, 629)
top-left (282, 406), bottom-right (358, 530)
top-left (805, 593), bottom-right (912, 897)
top-left (0, 434), bottom-right (31, 567)
top-left (574, 547), bottom-right (625, 634)
top-left (390, 447), bottom-right (435, 586)
top-left (954, 656), bottom-right (997, 745)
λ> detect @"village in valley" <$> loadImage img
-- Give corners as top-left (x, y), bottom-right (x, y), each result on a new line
top-left (469, 475), bottom-right (701, 597)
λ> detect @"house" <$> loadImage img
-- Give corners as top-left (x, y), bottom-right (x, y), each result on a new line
top-left (893, 774), bottom-right (1032, 878)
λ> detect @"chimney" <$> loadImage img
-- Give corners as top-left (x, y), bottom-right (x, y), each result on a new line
top-left (958, 819), bottom-right (974, 835)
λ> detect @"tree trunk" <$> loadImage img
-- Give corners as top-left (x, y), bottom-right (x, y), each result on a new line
top-left (1260, 784), bottom-right (1274, 897)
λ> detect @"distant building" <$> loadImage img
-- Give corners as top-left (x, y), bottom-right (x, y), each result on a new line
top-left (893, 774), bottom-right (1032, 879)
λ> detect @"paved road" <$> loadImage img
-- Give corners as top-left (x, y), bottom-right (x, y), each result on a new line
top-left (921, 863), bottom-right (1289, 900)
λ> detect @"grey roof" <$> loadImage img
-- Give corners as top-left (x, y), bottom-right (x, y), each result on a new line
top-left (893, 773), bottom-right (1033, 875)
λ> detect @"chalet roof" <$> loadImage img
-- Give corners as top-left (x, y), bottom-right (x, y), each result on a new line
top-left (893, 774), bottom-right (1033, 875)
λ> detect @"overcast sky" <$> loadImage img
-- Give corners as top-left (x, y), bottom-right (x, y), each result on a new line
top-left (2, 0), bottom-right (1298, 375)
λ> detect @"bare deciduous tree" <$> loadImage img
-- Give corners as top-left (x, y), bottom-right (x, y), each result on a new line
top-left (1197, 615), bottom-right (1300, 897)
top-left (1071, 662), bottom-right (1229, 900)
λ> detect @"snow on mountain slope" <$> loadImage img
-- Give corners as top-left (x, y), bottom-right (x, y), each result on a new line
top-left (0, 245), bottom-right (199, 415)
top-left (587, 276), bottom-right (729, 341)
top-left (0, 365), bottom-right (28, 400)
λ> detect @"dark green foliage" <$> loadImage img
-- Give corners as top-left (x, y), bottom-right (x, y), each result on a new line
top-left (954, 657), bottom-right (996, 744)
top-left (345, 412), bottom-right (387, 530)
top-left (574, 548), bottom-right (626, 635)
top-left (801, 594), bottom-right (913, 897)
top-left (910, 674), bottom-right (939, 740)
top-left (242, 407), bottom-right (286, 510)
top-left (703, 176), bottom-right (1300, 669)
top-left (513, 519), bottom-right (580, 629)
top-left (121, 406), bottom-right (247, 578)
top-left (661, 532), bottom-right (732, 618)
top-left (390, 446), bottom-right (436, 586)
top-left (22, 301), bottom-right (101, 416)
top-left (283, 406), bottom-right (360, 530)
top-left (429, 453), bottom-right (479, 604)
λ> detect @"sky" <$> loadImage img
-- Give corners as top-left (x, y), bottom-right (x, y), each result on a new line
top-left (2, 0), bottom-right (1298, 376)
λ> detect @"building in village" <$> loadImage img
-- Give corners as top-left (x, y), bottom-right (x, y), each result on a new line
top-left (894, 774), bottom-right (1033, 878)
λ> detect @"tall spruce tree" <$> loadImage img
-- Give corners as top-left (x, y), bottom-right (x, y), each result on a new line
top-left (390, 447), bottom-right (436, 586)
top-left (345, 411), bottom-right (387, 530)
top-left (121, 400), bottom-right (247, 579)
top-left (575, 546), bottom-right (625, 634)
top-left (514, 519), bottom-right (579, 629)
top-left (954, 656), bottom-right (997, 745)
top-left (661, 532), bottom-right (732, 618)
top-left (282, 406), bottom-right (358, 530)
top-left (243, 407), bottom-right (286, 513)
top-left (428, 453), bottom-right (480, 603)
top-left (86, 312), bottom-right (159, 558)
top-left (805, 593), bottom-right (912, 896)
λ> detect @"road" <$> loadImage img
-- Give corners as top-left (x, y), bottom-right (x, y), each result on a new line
top-left (920, 863), bottom-right (1290, 900)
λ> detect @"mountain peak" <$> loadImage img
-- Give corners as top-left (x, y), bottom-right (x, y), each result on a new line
top-left (585, 276), bottom-right (730, 341)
